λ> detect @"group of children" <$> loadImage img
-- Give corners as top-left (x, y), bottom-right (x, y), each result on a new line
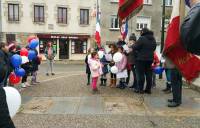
top-left (0, 42), bottom-right (41, 88)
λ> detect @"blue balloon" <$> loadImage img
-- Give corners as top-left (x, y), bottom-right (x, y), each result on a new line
top-left (15, 68), bottom-right (25, 77)
top-left (11, 54), bottom-right (22, 68)
top-left (28, 50), bottom-right (36, 60)
top-left (29, 39), bottom-right (39, 49)
top-left (154, 66), bottom-right (164, 75)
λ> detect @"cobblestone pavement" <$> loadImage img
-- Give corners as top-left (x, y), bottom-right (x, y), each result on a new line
top-left (13, 63), bottom-right (200, 128)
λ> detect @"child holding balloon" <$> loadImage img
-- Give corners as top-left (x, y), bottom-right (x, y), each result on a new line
top-left (115, 46), bottom-right (128, 89)
top-left (88, 51), bottom-right (102, 93)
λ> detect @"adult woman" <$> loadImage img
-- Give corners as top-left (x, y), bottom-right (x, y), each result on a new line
top-left (45, 42), bottom-right (56, 76)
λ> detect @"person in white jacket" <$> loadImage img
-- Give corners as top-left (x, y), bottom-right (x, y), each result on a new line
top-left (88, 51), bottom-right (103, 93)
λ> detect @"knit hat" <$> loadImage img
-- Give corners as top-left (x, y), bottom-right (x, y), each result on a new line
top-left (129, 33), bottom-right (136, 41)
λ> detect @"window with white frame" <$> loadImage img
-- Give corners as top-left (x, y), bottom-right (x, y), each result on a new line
top-left (110, 15), bottom-right (119, 29)
top-left (144, 0), bottom-right (152, 5)
top-left (136, 16), bottom-right (151, 30)
top-left (165, 0), bottom-right (173, 6)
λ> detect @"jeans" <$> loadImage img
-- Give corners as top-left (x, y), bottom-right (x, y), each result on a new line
top-left (46, 59), bottom-right (54, 74)
top-left (135, 60), bottom-right (153, 92)
top-left (171, 68), bottom-right (182, 103)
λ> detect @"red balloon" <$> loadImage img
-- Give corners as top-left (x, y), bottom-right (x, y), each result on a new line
top-left (20, 48), bottom-right (28, 56)
top-left (9, 72), bottom-right (21, 85)
top-left (27, 36), bottom-right (37, 43)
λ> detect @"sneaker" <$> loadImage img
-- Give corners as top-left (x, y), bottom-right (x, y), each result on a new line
top-left (21, 83), bottom-right (27, 88)
top-left (25, 82), bottom-right (31, 87)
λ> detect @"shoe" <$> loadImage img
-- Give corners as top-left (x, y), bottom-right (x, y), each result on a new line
top-left (168, 99), bottom-right (174, 102)
top-left (144, 90), bottom-right (151, 94)
top-left (87, 83), bottom-right (90, 86)
top-left (168, 102), bottom-right (181, 107)
top-left (51, 73), bottom-right (55, 75)
top-left (134, 90), bottom-right (144, 94)
top-left (46, 73), bottom-right (49, 76)
top-left (162, 88), bottom-right (168, 92)
top-left (25, 82), bottom-right (32, 87)
top-left (31, 82), bottom-right (37, 85)
top-left (129, 86), bottom-right (134, 88)
top-left (164, 89), bottom-right (172, 94)
top-left (21, 83), bottom-right (27, 88)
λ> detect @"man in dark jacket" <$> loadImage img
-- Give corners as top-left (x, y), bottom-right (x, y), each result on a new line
top-left (180, 0), bottom-right (200, 55)
top-left (132, 28), bottom-right (157, 94)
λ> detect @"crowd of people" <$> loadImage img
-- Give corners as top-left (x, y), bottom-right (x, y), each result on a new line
top-left (85, 28), bottom-right (182, 108)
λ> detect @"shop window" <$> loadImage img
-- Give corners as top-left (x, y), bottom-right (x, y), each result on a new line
top-left (71, 39), bottom-right (87, 54)
top-left (34, 5), bottom-right (45, 22)
top-left (8, 4), bottom-right (19, 21)
top-left (110, 15), bottom-right (119, 30)
top-left (6, 34), bottom-right (16, 44)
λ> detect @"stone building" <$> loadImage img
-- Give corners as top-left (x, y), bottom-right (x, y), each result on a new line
top-left (0, 0), bottom-right (96, 60)
top-left (100, 0), bottom-right (173, 45)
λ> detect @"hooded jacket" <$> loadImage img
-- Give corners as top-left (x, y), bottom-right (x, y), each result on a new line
top-left (132, 31), bottom-right (156, 61)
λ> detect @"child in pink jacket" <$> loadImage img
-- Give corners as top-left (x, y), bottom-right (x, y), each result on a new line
top-left (88, 51), bottom-right (102, 93)
top-left (115, 47), bottom-right (128, 89)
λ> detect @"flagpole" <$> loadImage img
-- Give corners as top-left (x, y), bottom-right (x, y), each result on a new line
top-left (159, 0), bottom-right (166, 79)
top-left (179, 0), bottom-right (185, 28)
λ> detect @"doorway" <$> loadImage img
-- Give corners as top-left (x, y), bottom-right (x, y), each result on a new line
top-left (59, 38), bottom-right (69, 59)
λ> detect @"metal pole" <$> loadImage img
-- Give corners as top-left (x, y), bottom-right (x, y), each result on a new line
top-left (159, 0), bottom-right (166, 79)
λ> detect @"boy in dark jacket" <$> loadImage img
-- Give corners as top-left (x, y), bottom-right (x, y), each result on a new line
top-left (100, 53), bottom-right (109, 86)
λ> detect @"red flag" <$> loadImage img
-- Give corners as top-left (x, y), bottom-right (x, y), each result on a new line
top-left (164, 0), bottom-right (200, 81)
top-left (118, 0), bottom-right (143, 20)
top-left (95, 0), bottom-right (101, 48)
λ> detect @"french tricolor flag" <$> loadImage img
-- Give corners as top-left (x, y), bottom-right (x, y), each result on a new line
top-left (95, 0), bottom-right (101, 48)
top-left (164, 0), bottom-right (200, 81)
top-left (120, 19), bottom-right (128, 41)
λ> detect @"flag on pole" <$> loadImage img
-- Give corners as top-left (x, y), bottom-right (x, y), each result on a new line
top-left (118, 0), bottom-right (143, 20)
top-left (164, 0), bottom-right (200, 81)
top-left (120, 19), bottom-right (128, 41)
top-left (95, 0), bottom-right (101, 48)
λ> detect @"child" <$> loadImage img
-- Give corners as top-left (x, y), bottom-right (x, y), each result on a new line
top-left (88, 51), bottom-right (102, 93)
top-left (21, 61), bottom-right (31, 88)
top-left (151, 52), bottom-right (160, 88)
top-left (108, 44), bottom-right (118, 87)
top-left (85, 48), bottom-right (92, 85)
top-left (30, 49), bottom-right (41, 85)
top-left (115, 47), bottom-right (128, 89)
top-left (100, 50), bottom-right (109, 86)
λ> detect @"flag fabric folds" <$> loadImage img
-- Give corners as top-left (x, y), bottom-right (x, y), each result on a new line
top-left (95, 0), bottom-right (101, 47)
top-left (120, 19), bottom-right (128, 41)
top-left (164, 0), bottom-right (200, 81)
top-left (118, 0), bottom-right (143, 20)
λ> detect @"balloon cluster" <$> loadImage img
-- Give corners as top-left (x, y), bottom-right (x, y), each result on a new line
top-left (9, 36), bottom-right (39, 85)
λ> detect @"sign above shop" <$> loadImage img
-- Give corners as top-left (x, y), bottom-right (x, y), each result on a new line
top-left (37, 34), bottom-right (90, 39)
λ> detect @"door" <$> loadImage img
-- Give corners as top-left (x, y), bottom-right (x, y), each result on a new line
top-left (59, 38), bottom-right (69, 59)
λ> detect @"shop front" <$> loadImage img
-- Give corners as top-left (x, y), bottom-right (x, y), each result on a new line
top-left (37, 34), bottom-right (90, 60)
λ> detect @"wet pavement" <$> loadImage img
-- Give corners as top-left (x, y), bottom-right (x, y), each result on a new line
top-left (13, 63), bottom-right (200, 128)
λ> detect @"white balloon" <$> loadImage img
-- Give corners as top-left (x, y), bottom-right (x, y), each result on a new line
top-left (3, 87), bottom-right (21, 118)
top-left (110, 66), bottom-right (118, 74)
top-left (113, 52), bottom-right (123, 62)
top-left (21, 56), bottom-right (29, 64)
top-left (105, 54), bottom-right (112, 61)
top-left (98, 51), bottom-right (104, 59)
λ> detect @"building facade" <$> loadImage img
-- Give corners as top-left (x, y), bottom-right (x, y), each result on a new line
top-left (0, 0), bottom-right (96, 60)
top-left (100, 0), bottom-right (173, 45)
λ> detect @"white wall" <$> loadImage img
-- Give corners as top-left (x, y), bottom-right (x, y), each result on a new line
top-left (1, 0), bottom-right (96, 35)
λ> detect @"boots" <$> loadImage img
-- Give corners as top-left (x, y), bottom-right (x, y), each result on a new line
top-left (109, 79), bottom-right (113, 87)
top-left (103, 79), bottom-right (107, 86)
top-left (100, 78), bottom-right (104, 86)
top-left (111, 79), bottom-right (117, 88)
